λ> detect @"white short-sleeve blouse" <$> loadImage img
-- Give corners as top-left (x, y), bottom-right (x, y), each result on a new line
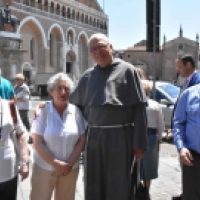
top-left (0, 100), bottom-right (26, 183)
top-left (31, 102), bottom-right (86, 170)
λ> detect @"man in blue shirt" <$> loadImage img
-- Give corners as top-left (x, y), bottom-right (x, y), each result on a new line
top-left (173, 84), bottom-right (200, 200)
top-left (172, 55), bottom-right (200, 200)
top-left (177, 55), bottom-right (200, 89)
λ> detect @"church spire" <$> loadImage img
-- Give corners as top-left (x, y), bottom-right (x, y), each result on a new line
top-left (163, 34), bottom-right (166, 43)
top-left (179, 25), bottom-right (183, 37)
top-left (163, 34), bottom-right (166, 49)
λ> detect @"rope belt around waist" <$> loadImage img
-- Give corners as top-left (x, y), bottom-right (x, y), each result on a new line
top-left (88, 123), bottom-right (134, 129)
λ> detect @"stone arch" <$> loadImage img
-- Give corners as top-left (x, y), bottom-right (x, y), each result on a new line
top-left (66, 50), bottom-right (76, 62)
top-left (48, 24), bottom-right (65, 69)
top-left (65, 50), bottom-right (76, 76)
top-left (22, 62), bottom-right (32, 70)
top-left (48, 23), bottom-right (65, 41)
top-left (17, 16), bottom-right (47, 48)
top-left (66, 27), bottom-right (76, 45)
top-left (76, 31), bottom-right (88, 44)
top-left (22, 62), bottom-right (32, 80)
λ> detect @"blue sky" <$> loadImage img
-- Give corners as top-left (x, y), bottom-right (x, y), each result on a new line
top-left (97, 0), bottom-right (200, 50)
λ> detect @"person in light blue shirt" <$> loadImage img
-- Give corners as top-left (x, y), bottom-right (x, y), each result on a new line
top-left (0, 75), bottom-right (15, 100)
top-left (173, 83), bottom-right (200, 200)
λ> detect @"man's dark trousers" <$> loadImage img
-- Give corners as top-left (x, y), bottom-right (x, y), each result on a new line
top-left (182, 149), bottom-right (200, 200)
top-left (19, 110), bottom-right (30, 131)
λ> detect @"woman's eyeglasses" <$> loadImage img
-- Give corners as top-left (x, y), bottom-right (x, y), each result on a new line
top-left (55, 86), bottom-right (70, 93)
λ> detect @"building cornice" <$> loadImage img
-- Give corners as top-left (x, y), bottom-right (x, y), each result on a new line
top-left (164, 37), bottom-right (197, 48)
top-left (54, 0), bottom-right (108, 19)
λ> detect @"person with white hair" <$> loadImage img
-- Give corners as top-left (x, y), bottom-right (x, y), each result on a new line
top-left (30, 72), bottom-right (86, 200)
top-left (14, 73), bottom-right (31, 142)
top-left (69, 33), bottom-right (148, 200)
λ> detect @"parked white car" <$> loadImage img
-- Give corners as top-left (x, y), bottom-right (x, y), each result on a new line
top-left (150, 81), bottom-right (180, 130)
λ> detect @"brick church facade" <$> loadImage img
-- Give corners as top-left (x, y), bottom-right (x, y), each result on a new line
top-left (116, 27), bottom-right (200, 83)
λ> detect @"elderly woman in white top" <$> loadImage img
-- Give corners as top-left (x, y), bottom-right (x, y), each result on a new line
top-left (30, 73), bottom-right (86, 200)
top-left (141, 80), bottom-right (164, 190)
top-left (0, 99), bottom-right (29, 200)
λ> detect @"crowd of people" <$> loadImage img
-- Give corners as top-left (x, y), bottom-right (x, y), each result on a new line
top-left (0, 32), bottom-right (199, 200)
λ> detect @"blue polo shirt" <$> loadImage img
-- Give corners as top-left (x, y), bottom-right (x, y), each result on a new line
top-left (0, 76), bottom-right (15, 99)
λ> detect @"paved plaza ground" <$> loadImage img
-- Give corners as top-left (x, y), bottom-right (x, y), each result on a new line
top-left (17, 139), bottom-right (181, 200)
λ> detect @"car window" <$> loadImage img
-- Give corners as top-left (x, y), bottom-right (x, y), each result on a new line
top-left (158, 84), bottom-right (180, 99)
top-left (150, 89), bottom-right (167, 103)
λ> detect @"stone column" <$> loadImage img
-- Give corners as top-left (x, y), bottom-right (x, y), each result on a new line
top-left (62, 42), bottom-right (68, 73)
top-left (56, 41), bottom-right (65, 72)
top-left (54, 5), bottom-right (56, 15)
top-left (75, 11), bottom-right (77, 21)
top-left (73, 44), bottom-right (80, 79)
top-left (41, 2), bottom-right (44, 11)
top-left (60, 9), bottom-right (62, 19)
top-left (47, 3), bottom-right (50, 13)
top-left (35, 0), bottom-right (38, 9)
top-left (38, 47), bottom-right (49, 72)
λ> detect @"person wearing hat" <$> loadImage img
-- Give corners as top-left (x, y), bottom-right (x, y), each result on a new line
top-left (14, 74), bottom-right (31, 143)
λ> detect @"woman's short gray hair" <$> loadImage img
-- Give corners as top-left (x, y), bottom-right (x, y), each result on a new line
top-left (47, 72), bottom-right (74, 93)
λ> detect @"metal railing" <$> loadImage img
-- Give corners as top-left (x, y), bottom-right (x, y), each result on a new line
top-left (13, 2), bottom-right (107, 34)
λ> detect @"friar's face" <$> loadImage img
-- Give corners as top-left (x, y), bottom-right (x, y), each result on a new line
top-left (89, 37), bottom-right (114, 68)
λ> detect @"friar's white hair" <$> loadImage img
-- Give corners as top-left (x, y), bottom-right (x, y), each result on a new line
top-left (88, 33), bottom-right (110, 45)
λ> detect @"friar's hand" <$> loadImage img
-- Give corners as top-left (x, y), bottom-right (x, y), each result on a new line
top-left (33, 102), bottom-right (46, 120)
top-left (132, 149), bottom-right (145, 162)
